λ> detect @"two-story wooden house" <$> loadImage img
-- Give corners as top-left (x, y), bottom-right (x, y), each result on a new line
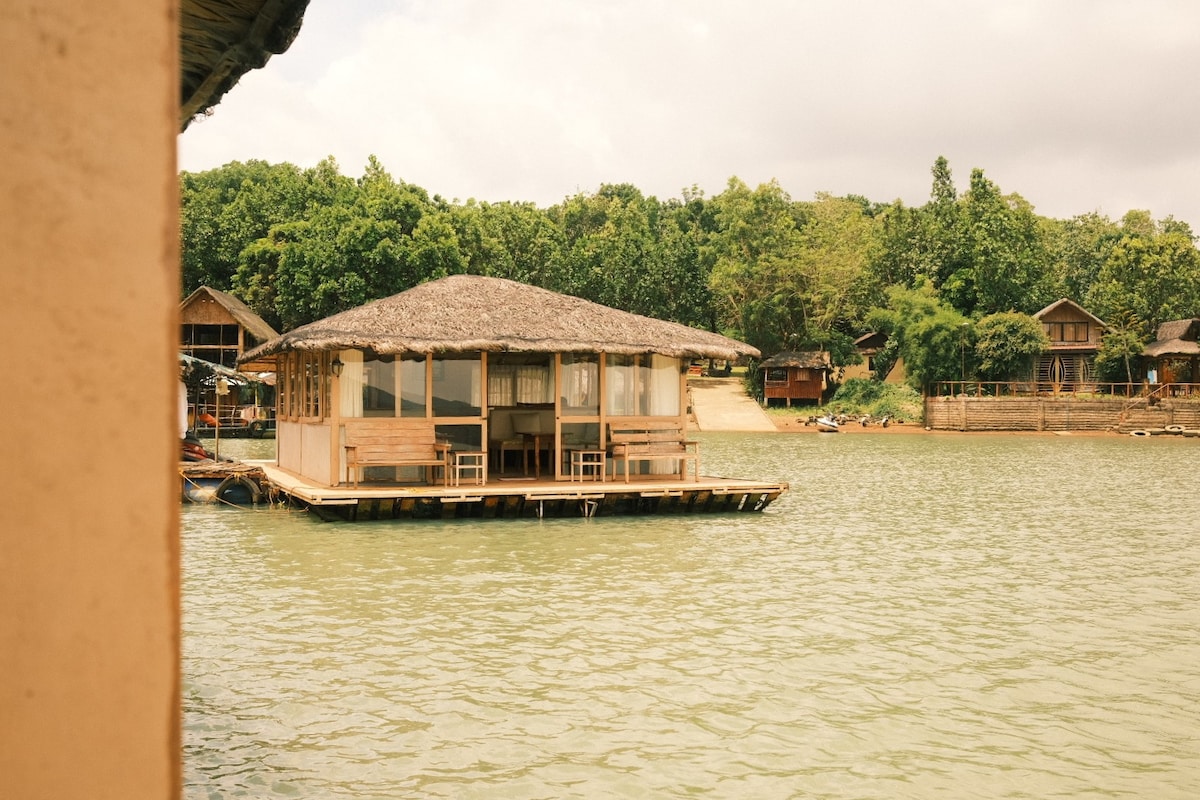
top-left (1033, 299), bottom-right (1107, 391)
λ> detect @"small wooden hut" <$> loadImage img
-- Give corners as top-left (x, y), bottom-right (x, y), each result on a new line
top-left (181, 286), bottom-right (278, 368)
top-left (759, 351), bottom-right (830, 407)
top-left (1033, 298), bottom-right (1107, 390)
top-left (239, 275), bottom-right (761, 487)
top-left (842, 332), bottom-right (906, 384)
top-left (181, 286), bottom-right (279, 430)
top-left (1143, 318), bottom-right (1200, 386)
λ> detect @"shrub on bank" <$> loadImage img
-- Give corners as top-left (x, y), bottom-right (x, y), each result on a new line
top-left (826, 379), bottom-right (923, 422)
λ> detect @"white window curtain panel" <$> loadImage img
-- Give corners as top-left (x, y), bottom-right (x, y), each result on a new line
top-left (488, 365), bottom-right (514, 406)
top-left (516, 364), bottom-right (552, 404)
top-left (650, 354), bottom-right (680, 415)
top-left (562, 358), bottom-right (598, 410)
top-left (339, 349), bottom-right (364, 417)
top-left (649, 354), bottom-right (680, 473)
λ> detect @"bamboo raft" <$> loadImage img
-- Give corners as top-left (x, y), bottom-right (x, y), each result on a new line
top-left (180, 461), bottom-right (268, 505)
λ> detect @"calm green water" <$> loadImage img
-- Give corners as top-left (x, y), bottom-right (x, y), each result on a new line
top-left (183, 432), bottom-right (1200, 798)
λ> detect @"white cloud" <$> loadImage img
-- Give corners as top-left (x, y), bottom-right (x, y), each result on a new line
top-left (179, 0), bottom-right (1200, 227)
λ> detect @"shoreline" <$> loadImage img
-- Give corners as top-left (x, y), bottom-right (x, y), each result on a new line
top-left (766, 413), bottom-right (1122, 437)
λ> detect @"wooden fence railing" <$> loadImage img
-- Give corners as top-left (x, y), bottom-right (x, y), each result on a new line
top-left (930, 382), bottom-right (1200, 400)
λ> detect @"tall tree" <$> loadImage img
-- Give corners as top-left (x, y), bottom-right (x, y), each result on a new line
top-left (973, 312), bottom-right (1049, 381)
top-left (1087, 211), bottom-right (1200, 336)
top-left (706, 178), bottom-right (805, 353)
top-left (944, 169), bottom-right (1052, 315)
top-left (867, 281), bottom-right (973, 391)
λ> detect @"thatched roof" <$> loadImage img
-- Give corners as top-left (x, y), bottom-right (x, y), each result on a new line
top-left (239, 275), bottom-right (760, 363)
top-left (181, 286), bottom-right (279, 343)
top-left (760, 351), bottom-right (830, 370)
top-left (180, 0), bottom-right (310, 131)
top-left (1144, 319), bottom-right (1200, 358)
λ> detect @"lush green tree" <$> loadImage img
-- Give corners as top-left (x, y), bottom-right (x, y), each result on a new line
top-left (180, 160), bottom-right (308, 294)
top-left (706, 178), bottom-right (806, 354)
top-left (867, 281), bottom-right (973, 391)
top-left (925, 155), bottom-right (965, 289)
top-left (973, 312), bottom-right (1049, 381)
top-left (1087, 211), bottom-right (1200, 336)
top-left (944, 169), bottom-right (1053, 315)
top-left (652, 190), bottom-right (719, 330)
top-left (1046, 212), bottom-right (1120, 303)
top-left (792, 193), bottom-right (882, 336)
top-left (1093, 311), bottom-right (1147, 383)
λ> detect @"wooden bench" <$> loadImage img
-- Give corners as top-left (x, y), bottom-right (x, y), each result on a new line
top-left (343, 419), bottom-right (450, 487)
top-left (607, 417), bottom-right (700, 483)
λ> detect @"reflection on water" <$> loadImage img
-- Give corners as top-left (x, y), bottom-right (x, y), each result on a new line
top-left (184, 432), bottom-right (1200, 798)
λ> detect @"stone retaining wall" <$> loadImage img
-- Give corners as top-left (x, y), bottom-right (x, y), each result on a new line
top-left (923, 396), bottom-right (1200, 432)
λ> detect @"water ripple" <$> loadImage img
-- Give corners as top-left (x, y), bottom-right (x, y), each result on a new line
top-left (184, 433), bottom-right (1200, 798)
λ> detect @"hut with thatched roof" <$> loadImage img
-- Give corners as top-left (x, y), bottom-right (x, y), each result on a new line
top-left (181, 286), bottom-right (280, 430)
top-left (1143, 318), bottom-right (1200, 386)
top-left (181, 286), bottom-right (279, 369)
top-left (239, 275), bottom-right (760, 487)
top-left (759, 351), bottom-right (830, 407)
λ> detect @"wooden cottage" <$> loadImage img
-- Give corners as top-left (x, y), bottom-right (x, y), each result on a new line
top-left (759, 351), bottom-right (830, 406)
top-left (1033, 298), bottom-right (1107, 391)
top-left (181, 286), bottom-right (278, 369)
top-left (841, 332), bottom-right (906, 384)
top-left (1143, 319), bottom-right (1200, 386)
top-left (181, 286), bottom-right (279, 430)
top-left (238, 275), bottom-right (773, 497)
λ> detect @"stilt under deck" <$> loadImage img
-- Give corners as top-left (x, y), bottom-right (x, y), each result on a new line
top-left (251, 461), bottom-right (788, 522)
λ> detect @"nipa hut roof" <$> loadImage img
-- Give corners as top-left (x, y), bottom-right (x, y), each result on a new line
top-left (181, 286), bottom-right (279, 343)
top-left (759, 351), bottom-right (830, 369)
top-left (180, 0), bottom-right (310, 131)
top-left (1144, 319), bottom-right (1200, 358)
top-left (239, 275), bottom-right (760, 364)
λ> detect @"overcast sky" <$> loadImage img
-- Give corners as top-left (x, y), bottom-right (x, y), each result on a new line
top-left (179, 0), bottom-right (1200, 229)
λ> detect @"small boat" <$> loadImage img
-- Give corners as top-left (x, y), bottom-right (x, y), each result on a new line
top-left (815, 416), bottom-right (840, 433)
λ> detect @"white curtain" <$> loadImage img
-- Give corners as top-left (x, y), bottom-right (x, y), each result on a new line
top-left (339, 349), bottom-right (364, 417)
top-left (605, 355), bottom-right (634, 416)
top-left (516, 364), bottom-right (552, 404)
top-left (650, 354), bottom-right (680, 415)
top-left (562, 357), bottom-right (598, 410)
top-left (488, 364), bottom-right (514, 406)
top-left (649, 355), bottom-right (680, 473)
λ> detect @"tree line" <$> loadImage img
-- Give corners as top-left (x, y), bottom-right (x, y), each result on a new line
top-left (181, 155), bottom-right (1200, 389)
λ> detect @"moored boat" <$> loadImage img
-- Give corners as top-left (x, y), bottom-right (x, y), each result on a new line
top-left (815, 416), bottom-right (840, 432)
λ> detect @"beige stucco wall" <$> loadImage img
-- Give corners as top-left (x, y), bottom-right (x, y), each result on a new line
top-left (0, 2), bottom-right (180, 799)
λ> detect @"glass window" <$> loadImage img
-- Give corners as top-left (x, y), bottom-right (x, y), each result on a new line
top-left (561, 353), bottom-right (599, 414)
top-left (488, 354), bottom-right (553, 407)
top-left (362, 356), bottom-right (396, 416)
top-left (400, 356), bottom-right (427, 417)
top-left (605, 354), bottom-right (679, 416)
top-left (433, 354), bottom-right (481, 416)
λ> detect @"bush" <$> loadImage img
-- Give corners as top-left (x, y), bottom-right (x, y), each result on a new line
top-left (827, 379), bottom-right (922, 421)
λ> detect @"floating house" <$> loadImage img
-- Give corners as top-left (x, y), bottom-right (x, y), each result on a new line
top-left (1033, 298), bottom-right (1107, 391)
top-left (238, 275), bottom-right (788, 519)
top-left (759, 351), bottom-right (830, 407)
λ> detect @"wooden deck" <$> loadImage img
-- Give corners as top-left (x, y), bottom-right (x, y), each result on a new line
top-left (249, 461), bottom-right (788, 522)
